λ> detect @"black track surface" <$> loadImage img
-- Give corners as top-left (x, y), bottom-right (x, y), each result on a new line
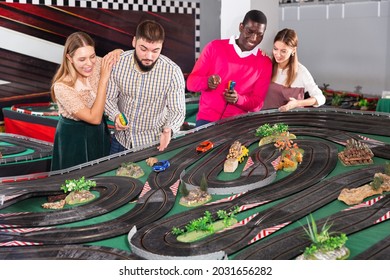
top-left (233, 195), bottom-right (390, 259)
top-left (129, 165), bottom-right (383, 259)
top-left (0, 176), bottom-right (143, 226)
top-left (0, 244), bottom-right (143, 260)
top-left (353, 235), bottom-right (390, 260)
top-left (0, 108), bottom-right (389, 259)
top-left (0, 133), bottom-right (52, 176)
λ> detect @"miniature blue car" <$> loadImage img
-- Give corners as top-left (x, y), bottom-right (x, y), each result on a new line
top-left (152, 160), bottom-right (170, 172)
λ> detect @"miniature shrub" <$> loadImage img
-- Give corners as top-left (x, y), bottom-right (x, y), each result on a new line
top-left (255, 123), bottom-right (288, 137)
top-left (61, 176), bottom-right (96, 193)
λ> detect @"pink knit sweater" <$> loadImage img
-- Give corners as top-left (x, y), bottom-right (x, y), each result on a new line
top-left (187, 39), bottom-right (272, 122)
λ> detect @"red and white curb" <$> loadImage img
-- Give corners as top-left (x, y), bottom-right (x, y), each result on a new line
top-left (0, 241), bottom-right (43, 246)
top-left (271, 156), bottom-right (281, 171)
top-left (249, 221), bottom-right (291, 244)
top-left (358, 135), bottom-right (384, 144)
top-left (206, 191), bottom-right (247, 205)
top-left (243, 156), bottom-right (254, 172)
top-left (169, 179), bottom-right (180, 196)
top-left (375, 211), bottom-right (390, 224)
top-left (220, 213), bottom-right (259, 233)
top-left (343, 195), bottom-right (384, 211)
top-left (11, 102), bottom-right (58, 116)
top-left (0, 227), bottom-right (54, 233)
top-left (139, 181), bottom-right (152, 198)
top-left (236, 201), bottom-right (270, 212)
top-left (0, 212), bottom-right (30, 217)
top-left (137, 179), bottom-right (180, 199)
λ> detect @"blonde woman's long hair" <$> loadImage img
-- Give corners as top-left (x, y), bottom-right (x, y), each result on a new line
top-left (50, 32), bottom-right (95, 102)
top-left (271, 28), bottom-right (298, 88)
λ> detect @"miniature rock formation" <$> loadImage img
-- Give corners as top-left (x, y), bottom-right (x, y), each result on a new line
top-left (146, 157), bottom-right (158, 166)
top-left (116, 162), bottom-right (144, 178)
top-left (259, 131), bottom-right (296, 146)
top-left (42, 191), bottom-right (95, 209)
top-left (179, 176), bottom-right (212, 207)
top-left (338, 139), bottom-right (374, 166)
top-left (65, 190), bottom-right (96, 205)
top-left (296, 246), bottom-right (350, 260)
top-left (338, 173), bottom-right (390, 205)
top-left (224, 141), bottom-right (242, 173)
top-left (42, 177), bottom-right (96, 209)
top-left (42, 199), bottom-right (66, 209)
top-left (179, 188), bottom-right (212, 207)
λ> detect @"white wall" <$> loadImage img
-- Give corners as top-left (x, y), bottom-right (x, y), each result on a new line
top-left (221, 0), bottom-right (251, 39)
top-left (251, 0), bottom-right (280, 54)
top-left (279, 1), bottom-right (390, 96)
top-left (0, 27), bottom-right (63, 64)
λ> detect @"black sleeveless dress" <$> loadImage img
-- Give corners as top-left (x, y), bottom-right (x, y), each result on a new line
top-left (51, 116), bottom-right (110, 171)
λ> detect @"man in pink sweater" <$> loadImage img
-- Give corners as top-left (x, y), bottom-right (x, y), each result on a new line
top-left (187, 10), bottom-right (272, 127)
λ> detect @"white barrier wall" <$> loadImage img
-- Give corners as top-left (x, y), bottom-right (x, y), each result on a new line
top-left (278, 0), bottom-right (390, 95)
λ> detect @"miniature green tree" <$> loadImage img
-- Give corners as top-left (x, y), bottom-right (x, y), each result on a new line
top-left (371, 175), bottom-right (384, 191)
top-left (60, 176), bottom-right (96, 193)
top-left (199, 173), bottom-right (208, 192)
top-left (171, 227), bottom-right (184, 235)
top-left (184, 211), bottom-right (214, 233)
top-left (255, 123), bottom-right (288, 137)
top-left (171, 208), bottom-right (239, 236)
top-left (179, 180), bottom-right (189, 197)
top-left (217, 206), bottom-right (239, 227)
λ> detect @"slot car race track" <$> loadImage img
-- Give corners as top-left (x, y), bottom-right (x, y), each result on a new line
top-left (0, 108), bottom-right (389, 259)
top-left (0, 138), bottom-right (228, 244)
top-left (354, 235), bottom-right (390, 260)
top-left (0, 176), bottom-right (143, 227)
top-left (233, 194), bottom-right (390, 260)
top-left (129, 165), bottom-right (383, 259)
top-left (0, 133), bottom-right (52, 177)
top-left (0, 244), bottom-right (142, 260)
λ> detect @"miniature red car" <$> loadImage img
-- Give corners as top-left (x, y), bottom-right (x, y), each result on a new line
top-left (196, 140), bottom-right (214, 153)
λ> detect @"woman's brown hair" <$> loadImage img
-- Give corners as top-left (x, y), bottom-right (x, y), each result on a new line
top-left (271, 28), bottom-right (298, 88)
top-left (50, 32), bottom-right (95, 101)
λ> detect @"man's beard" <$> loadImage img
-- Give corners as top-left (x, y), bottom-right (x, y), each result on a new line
top-left (134, 51), bottom-right (157, 72)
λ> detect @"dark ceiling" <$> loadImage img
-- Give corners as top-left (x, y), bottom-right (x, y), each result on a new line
top-left (0, 2), bottom-right (195, 109)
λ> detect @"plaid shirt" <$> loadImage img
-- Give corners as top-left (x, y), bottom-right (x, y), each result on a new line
top-left (105, 50), bottom-right (186, 149)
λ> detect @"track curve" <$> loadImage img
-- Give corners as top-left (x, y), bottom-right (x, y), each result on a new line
top-left (129, 165), bottom-right (383, 259)
top-left (233, 195), bottom-right (390, 259)
top-left (0, 108), bottom-right (389, 259)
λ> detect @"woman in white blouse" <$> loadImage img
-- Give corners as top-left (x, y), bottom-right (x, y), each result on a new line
top-left (262, 28), bottom-right (325, 111)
